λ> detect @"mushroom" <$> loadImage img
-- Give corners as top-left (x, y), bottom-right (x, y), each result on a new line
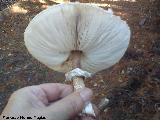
top-left (24, 3), bottom-right (130, 118)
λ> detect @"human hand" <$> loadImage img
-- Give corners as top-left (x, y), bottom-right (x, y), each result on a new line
top-left (1, 83), bottom-right (96, 120)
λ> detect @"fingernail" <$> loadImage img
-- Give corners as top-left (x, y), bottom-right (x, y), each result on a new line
top-left (79, 88), bottom-right (93, 102)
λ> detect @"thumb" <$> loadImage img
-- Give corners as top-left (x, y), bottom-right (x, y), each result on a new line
top-left (44, 88), bottom-right (93, 120)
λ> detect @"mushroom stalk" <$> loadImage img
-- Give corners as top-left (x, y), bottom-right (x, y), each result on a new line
top-left (73, 76), bottom-right (85, 90)
top-left (69, 51), bottom-right (95, 117)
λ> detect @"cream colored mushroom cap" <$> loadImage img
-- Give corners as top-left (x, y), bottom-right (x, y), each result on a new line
top-left (24, 3), bottom-right (130, 73)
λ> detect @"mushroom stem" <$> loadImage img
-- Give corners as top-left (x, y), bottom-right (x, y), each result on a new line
top-left (73, 76), bottom-right (85, 90)
top-left (70, 51), bottom-right (96, 118)
top-left (71, 51), bottom-right (85, 90)
top-left (71, 50), bottom-right (82, 69)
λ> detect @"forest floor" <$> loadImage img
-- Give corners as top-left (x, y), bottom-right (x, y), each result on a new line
top-left (0, 0), bottom-right (160, 120)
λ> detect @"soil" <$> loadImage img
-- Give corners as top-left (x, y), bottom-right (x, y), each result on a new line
top-left (0, 0), bottom-right (160, 120)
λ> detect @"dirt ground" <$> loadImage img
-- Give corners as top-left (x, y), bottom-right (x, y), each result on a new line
top-left (0, 0), bottom-right (160, 120)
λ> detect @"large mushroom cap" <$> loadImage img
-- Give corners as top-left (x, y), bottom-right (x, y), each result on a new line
top-left (24, 3), bottom-right (130, 73)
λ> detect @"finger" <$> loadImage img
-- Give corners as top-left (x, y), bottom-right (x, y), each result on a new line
top-left (38, 83), bottom-right (73, 102)
top-left (44, 88), bottom-right (93, 120)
